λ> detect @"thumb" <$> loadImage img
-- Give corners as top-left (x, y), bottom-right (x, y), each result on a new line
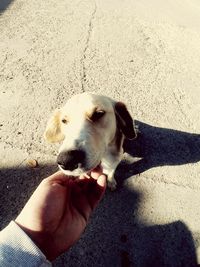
top-left (88, 174), bottom-right (107, 210)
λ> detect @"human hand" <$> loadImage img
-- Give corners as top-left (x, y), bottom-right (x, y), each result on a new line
top-left (15, 170), bottom-right (106, 261)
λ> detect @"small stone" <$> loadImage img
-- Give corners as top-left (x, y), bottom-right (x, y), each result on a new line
top-left (27, 159), bottom-right (38, 168)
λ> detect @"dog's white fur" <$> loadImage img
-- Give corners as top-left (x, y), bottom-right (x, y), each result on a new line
top-left (44, 92), bottom-right (136, 190)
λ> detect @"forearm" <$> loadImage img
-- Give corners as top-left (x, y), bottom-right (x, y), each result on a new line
top-left (0, 221), bottom-right (51, 267)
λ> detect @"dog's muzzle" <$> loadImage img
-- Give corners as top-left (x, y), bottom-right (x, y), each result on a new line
top-left (57, 149), bottom-right (86, 171)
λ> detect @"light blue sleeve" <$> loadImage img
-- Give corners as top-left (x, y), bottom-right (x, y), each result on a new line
top-left (0, 221), bottom-right (52, 267)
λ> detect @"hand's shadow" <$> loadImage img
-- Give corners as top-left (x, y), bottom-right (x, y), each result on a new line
top-left (117, 120), bottom-right (200, 181)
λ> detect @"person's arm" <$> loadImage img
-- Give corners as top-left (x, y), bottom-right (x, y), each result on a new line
top-left (0, 221), bottom-right (51, 267)
top-left (0, 170), bottom-right (106, 265)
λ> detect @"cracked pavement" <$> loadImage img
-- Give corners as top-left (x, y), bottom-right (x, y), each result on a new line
top-left (0, 0), bottom-right (200, 266)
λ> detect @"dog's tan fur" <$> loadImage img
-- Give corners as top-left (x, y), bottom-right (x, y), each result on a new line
top-left (44, 92), bottom-right (136, 190)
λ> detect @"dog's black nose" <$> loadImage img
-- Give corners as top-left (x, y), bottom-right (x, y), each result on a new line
top-left (57, 150), bottom-right (85, 171)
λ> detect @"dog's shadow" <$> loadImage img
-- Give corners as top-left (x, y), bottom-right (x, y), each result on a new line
top-left (116, 120), bottom-right (200, 181)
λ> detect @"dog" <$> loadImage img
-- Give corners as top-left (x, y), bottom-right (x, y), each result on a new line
top-left (44, 92), bottom-right (137, 190)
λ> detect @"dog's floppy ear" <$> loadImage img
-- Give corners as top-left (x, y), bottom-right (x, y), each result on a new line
top-left (114, 102), bottom-right (137, 140)
top-left (44, 109), bottom-right (64, 143)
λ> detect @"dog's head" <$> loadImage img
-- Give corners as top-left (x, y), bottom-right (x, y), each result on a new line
top-left (44, 92), bottom-right (136, 176)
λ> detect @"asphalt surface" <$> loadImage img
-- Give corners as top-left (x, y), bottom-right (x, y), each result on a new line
top-left (0, 0), bottom-right (200, 266)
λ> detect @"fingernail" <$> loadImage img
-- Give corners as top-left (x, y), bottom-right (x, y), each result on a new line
top-left (97, 174), bottom-right (107, 187)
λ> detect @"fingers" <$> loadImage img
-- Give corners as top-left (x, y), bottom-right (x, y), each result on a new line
top-left (71, 183), bottom-right (92, 222)
top-left (40, 171), bottom-right (106, 227)
top-left (44, 167), bottom-right (104, 184)
top-left (88, 174), bottom-right (107, 210)
top-left (97, 174), bottom-right (107, 188)
top-left (71, 174), bottom-right (106, 221)
top-left (44, 170), bottom-right (107, 200)
top-left (76, 175), bottom-right (106, 209)
top-left (90, 165), bottom-right (103, 179)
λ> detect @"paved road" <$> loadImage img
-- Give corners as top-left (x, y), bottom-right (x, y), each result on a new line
top-left (1, 0), bottom-right (200, 266)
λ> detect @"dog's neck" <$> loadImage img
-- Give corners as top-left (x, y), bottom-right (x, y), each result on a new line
top-left (108, 126), bottom-right (124, 156)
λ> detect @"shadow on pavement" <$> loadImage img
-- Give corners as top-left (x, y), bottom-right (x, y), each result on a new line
top-left (0, 0), bottom-right (14, 13)
top-left (117, 120), bottom-right (200, 182)
top-left (57, 185), bottom-right (199, 267)
top-left (0, 164), bottom-right (199, 266)
top-left (0, 163), bottom-right (58, 229)
top-left (55, 121), bottom-right (200, 266)
top-left (1, 120), bottom-right (200, 267)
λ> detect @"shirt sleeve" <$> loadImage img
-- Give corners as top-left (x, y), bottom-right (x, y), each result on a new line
top-left (0, 221), bottom-right (52, 267)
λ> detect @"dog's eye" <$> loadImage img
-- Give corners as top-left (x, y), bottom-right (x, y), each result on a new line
top-left (61, 118), bottom-right (68, 124)
top-left (90, 110), bottom-right (105, 122)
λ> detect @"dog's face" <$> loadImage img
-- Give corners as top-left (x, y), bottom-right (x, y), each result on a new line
top-left (44, 93), bottom-right (136, 176)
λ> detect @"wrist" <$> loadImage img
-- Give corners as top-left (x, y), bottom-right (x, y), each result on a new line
top-left (15, 221), bottom-right (57, 261)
